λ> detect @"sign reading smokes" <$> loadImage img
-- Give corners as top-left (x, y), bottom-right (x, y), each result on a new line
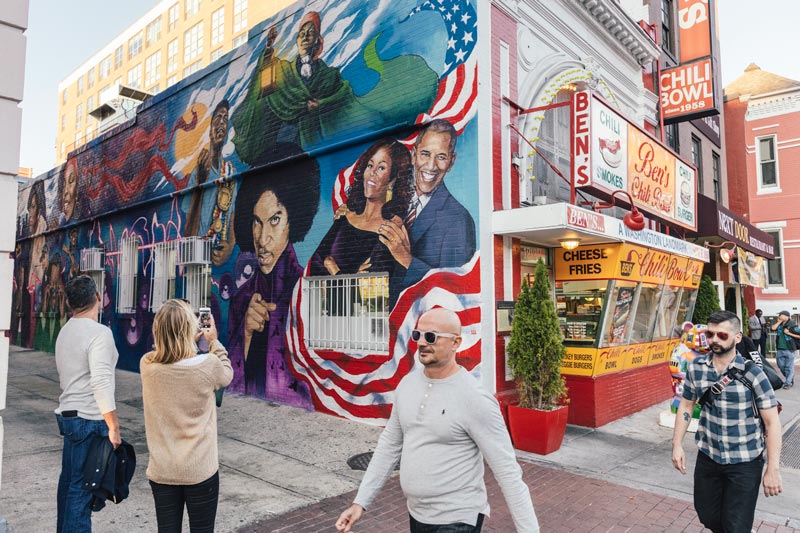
top-left (659, 0), bottom-right (720, 123)
top-left (572, 91), bottom-right (698, 231)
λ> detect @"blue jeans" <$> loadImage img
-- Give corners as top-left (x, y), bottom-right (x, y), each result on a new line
top-left (776, 349), bottom-right (795, 386)
top-left (56, 414), bottom-right (109, 533)
top-left (693, 451), bottom-right (763, 533)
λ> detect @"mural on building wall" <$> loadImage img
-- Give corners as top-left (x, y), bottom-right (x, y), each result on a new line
top-left (14, 0), bottom-right (479, 424)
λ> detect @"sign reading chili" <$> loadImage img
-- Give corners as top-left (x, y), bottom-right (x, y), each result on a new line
top-left (572, 91), bottom-right (698, 231)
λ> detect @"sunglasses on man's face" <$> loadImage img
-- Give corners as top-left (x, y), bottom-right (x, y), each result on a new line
top-left (411, 329), bottom-right (459, 344)
top-left (704, 330), bottom-right (730, 341)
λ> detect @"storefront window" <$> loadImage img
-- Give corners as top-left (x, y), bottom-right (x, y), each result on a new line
top-left (556, 280), bottom-right (606, 345)
top-left (629, 283), bottom-right (662, 344)
top-left (653, 285), bottom-right (682, 341)
top-left (675, 288), bottom-right (698, 330)
top-left (600, 281), bottom-right (638, 347)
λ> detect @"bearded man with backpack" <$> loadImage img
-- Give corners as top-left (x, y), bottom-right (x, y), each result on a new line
top-left (672, 310), bottom-right (782, 533)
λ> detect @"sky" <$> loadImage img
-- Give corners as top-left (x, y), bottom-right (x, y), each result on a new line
top-left (16, 0), bottom-right (800, 177)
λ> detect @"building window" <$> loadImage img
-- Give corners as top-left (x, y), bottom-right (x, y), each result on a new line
top-left (75, 103), bottom-right (83, 128)
top-left (99, 56), bottom-right (111, 80)
top-left (712, 152), bottom-right (721, 202)
top-left (691, 135), bottom-right (703, 194)
top-left (305, 274), bottom-right (390, 354)
top-left (185, 0), bottom-right (200, 19)
top-left (167, 39), bottom-right (178, 73)
top-left (168, 3), bottom-right (179, 30)
top-left (61, 114), bottom-right (66, 131)
top-left (167, 74), bottom-right (177, 87)
top-left (183, 60), bottom-right (202, 77)
top-left (146, 17), bottom-right (162, 46)
top-left (127, 64), bottom-right (143, 89)
top-left (150, 241), bottom-right (177, 312)
top-left (87, 67), bottom-right (95, 88)
top-left (99, 85), bottom-right (113, 104)
top-left (77, 77), bottom-right (84, 97)
top-left (86, 126), bottom-right (93, 141)
top-left (233, 33), bottom-right (247, 47)
top-left (145, 51), bottom-right (161, 86)
top-left (117, 237), bottom-right (139, 314)
top-left (128, 33), bottom-right (143, 60)
top-left (178, 237), bottom-right (211, 311)
top-left (62, 88), bottom-right (67, 104)
top-left (661, 0), bottom-right (675, 56)
top-left (766, 230), bottom-right (783, 286)
top-left (211, 7), bottom-right (224, 46)
top-left (75, 130), bottom-right (83, 147)
top-left (115, 46), bottom-right (123, 69)
top-left (211, 48), bottom-right (224, 62)
top-left (184, 22), bottom-right (204, 63)
top-left (233, 0), bottom-right (247, 33)
top-left (757, 135), bottom-right (778, 188)
top-left (665, 123), bottom-right (679, 152)
top-left (87, 95), bottom-right (94, 115)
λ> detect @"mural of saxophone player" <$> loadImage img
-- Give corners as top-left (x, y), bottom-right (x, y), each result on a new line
top-left (227, 145), bottom-right (320, 406)
top-left (233, 12), bottom-right (353, 163)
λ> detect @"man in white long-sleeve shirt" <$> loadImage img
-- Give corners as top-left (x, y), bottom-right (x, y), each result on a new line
top-left (336, 308), bottom-right (539, 532)
top-left (54, 275), bottom-right (121, 532)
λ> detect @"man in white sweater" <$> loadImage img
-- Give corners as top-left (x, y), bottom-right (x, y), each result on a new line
top-left (336, 308), bottom-right (539, 532)
top-left (54, 275), bottom-right (120, 533)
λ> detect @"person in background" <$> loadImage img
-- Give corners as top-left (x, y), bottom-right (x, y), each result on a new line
top-left (771, 310), bottom-right (799, 389)
top-left (54, 275), bottom-right (120, 533)
top-left (748, 309), bottom-right (765, 355)
top-left (141, 299), bottom-right (233, 532)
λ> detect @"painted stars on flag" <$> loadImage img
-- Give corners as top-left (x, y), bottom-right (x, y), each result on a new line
top-left (403, 0), bottom-right (477, 77)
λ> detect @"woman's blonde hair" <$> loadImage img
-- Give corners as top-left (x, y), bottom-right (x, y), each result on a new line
top-left (151, 299), bottom-right (198, 364)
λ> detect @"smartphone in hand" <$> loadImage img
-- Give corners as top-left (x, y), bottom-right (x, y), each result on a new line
top-left (198, 307), bottom-right (212, 330)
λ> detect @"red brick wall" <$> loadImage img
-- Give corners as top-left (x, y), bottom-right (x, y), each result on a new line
top-left (723, 99), bottom-right (749, 215)
top-left (565, 364), bottom-right (673, 427)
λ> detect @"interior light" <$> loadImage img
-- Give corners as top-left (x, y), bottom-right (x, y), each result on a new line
top-left (560, 238), bottom-right (581, 250)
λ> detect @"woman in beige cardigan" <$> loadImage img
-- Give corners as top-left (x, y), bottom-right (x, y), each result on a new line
top-left (141, 299), bottom-right (233, 532)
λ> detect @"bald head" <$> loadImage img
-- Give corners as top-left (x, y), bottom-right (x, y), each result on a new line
top-left (418, 308), bottom-right (461, 335)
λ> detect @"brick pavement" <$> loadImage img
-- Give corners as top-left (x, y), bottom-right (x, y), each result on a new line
top-left (237, 462), bottom-right (798, 533)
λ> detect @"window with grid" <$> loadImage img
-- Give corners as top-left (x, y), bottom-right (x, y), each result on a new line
top-left (661, 0), bottom-right (675, 55)
top-left (758, 136), bottom-right (778, 187)
top-left (305, 273), bottom-right (391, 354)
top-left (766, 230), bottom-right (783, 286)
top-left (184, 22), bottom-right (203, 63)
top-left (145, 51), bottom-right (161, 86)
top-left (74, 130), bottom-right (83, 146)
top-left (233, 0), bottom-right (247, 33)
top-left (233, 33), bottom-right (247, 47)
top-left (99, 57), bottom-right (111, 80)
top-left (87, 96), bottom-right (94, 115)
top-left (61, 114), bottom-right (66, 131)
top-left (183, 60), bottom-right (202, 77)
top-left (691, 135), bottom-right (703, 194)
top-left (185, 0), bottom-right (200, 19)
top-left (665, 123), bottom-right (679, 152)
top-left (86, 126), bottom-right (93, 142)
top-left (211, 7), bottom-right (224, 46)
top-left (76, 103), bottom-right (83, 128)
top-left (99, 85), bottom-right (113, 104)
top-left (117, 237), bottom-right (139, 313)
top-left (712, 152), bottom-right (721, 201)
top-left (127, 64), bottom-right (143, 89)
top-left (167, 39), bottom-right (178, 73)
top-left (115, 46), bottom-right (123, 69)
top-left (150, 241), bottom-right (177, 312)
top-left (168, 3), bottom-right (179, 30)
top-left (77, 77), bottom-right (84, 97)
top-left (128, 33), bottom-right (143, 60)
top-left (87, 67), bottom-right (95, 88)
top-left (62, 88), bottom-right (67, 104)
top-left (178, 237), bottom-right (211, 311)
top-left (167, 74), bottom-right (177, 87)
top-left (211, 48), bottom-right (224, 62)
top-left (146, 17), bottom-right (162, 46)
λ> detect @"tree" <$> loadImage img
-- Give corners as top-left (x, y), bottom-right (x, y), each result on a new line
top-left (506, 258), bottom-right (567, 409)
top-left (692, 274), bottom-right (720, 325)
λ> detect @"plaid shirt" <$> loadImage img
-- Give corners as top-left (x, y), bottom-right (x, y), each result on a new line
top-left (682, 353), bottom-right (777, 464)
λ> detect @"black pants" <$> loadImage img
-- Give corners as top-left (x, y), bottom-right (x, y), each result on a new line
top-left (409, 513), bottom-right (484, 532)
top-left (149, 471), bottom-right (219, 532)
top-left (694, 451), bottom-right (763, 533)
top-left (758, 334), bottom-right (767, 356)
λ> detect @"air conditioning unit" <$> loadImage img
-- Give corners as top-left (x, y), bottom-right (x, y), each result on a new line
top-left (80, 248), bottom-right (105, 272)
top-left (178, 236), bottom-right (211, 266)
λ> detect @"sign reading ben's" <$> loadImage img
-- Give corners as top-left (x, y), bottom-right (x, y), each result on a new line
top-left (571, 91), bottom-right (698, 231)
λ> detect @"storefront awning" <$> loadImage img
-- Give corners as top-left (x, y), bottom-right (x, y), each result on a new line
top-left (492, 202), bottom-right (709, 262)
top-left (694, 195), bottom-right (775, 260)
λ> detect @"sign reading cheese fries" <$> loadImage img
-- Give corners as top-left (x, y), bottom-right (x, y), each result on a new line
top-left (572, 91), bottom-right (698, 231)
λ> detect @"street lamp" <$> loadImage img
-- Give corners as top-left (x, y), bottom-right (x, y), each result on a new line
top-left (592, 190), bottom-right (646, 231)
top-left (704, 241), bottom-right (737, 264)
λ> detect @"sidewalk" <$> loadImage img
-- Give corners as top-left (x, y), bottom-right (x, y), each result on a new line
top-left (1, 346), bottom-right (798, 532)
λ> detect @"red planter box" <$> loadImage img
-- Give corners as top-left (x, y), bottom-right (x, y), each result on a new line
top-left (507, 404), bottom-right (568, 455)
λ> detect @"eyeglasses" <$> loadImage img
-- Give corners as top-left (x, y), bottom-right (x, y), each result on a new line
top-left (704, 330), bottom-right (730, 341)
top-left (411, 329), bottom-right (459, 344)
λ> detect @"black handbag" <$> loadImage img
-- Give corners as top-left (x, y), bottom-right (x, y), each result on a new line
top-left (762, 360), bottom-right (786, 391)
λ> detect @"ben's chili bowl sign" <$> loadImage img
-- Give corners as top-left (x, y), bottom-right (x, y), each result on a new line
top-left (574, 91), bottom-right (698, 231)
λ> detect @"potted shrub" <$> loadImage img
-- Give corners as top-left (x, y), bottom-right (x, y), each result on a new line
top-left (506, 258), bottom-right (569, 455)
top-left (692, 274), bottom-right (720, 325)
